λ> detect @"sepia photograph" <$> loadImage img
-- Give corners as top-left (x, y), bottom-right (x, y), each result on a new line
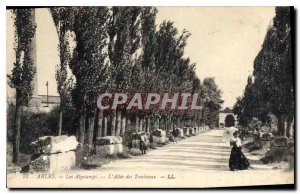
top-left (6, 6), bottom-right (295, 188)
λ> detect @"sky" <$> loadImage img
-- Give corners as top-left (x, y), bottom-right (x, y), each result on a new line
top-left (7, 7), bottom-right (275, 108)
top-left (156, 7), bottom-right (275, 108)
top-left (7, 9), bottom-right (60, 98)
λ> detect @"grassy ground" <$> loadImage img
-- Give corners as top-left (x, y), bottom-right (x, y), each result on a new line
top-left (241, 137), bottom-right (292, 171)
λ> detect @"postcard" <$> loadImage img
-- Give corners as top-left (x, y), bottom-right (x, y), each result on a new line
top-left (6, 6), bottom-right (294, 188)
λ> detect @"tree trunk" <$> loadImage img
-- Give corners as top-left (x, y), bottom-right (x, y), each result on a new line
top-left (169, 115), bottom-right (172, 131)
top-left (170, 117), bottom-right (172, 132)
top-left (121, 114), bottom-right (126, 135)
top-left (111, 112), bottom-right (116, 136)
top-left (146, 117), bottom-right (150, 132)
top-left (157, 118), bottom-right (161, 129)
top-left (58, 107), bottom-right (63, 136)
top-left (87, 116), bottom-right (95, 145)
top-left (97, 110), bottom-right (103, 138)
top-left (139, 118), bottom-right (143, 132)
top-left (78, 112), bottom-right (85, 145)
top-left (286, 117), bottom-right (294, 138)
top-left (93, 109), bottom-right (99, 143)
top-left (84, 112), bottom-right (91, 145)
top-left (145, 117), bottom-right (148, 132)
top-left (154, 117), bottom-right (159, 129)
top-left (116, 111), bottom-right (121, 136)
top-left (277, 115), bottom-right (285, 136)
top-left (142, 118), bottom-right (145, 131)
top-left (178, 116), bottom-right (181, 128)
top-left (171, 116), bottom-right (175, 131)
top-left (138, 117), bottom-right (141, 132)
top-left (165, 116), bottom-right (168, 131)
top-left (158, 118), bottom-right (161, 129)
top-left (126, 116), bottom-right (131, 131)
top-left (166, 116), bottom-right (169, 133)
top-left (149, 117), bottom-right (153, 131)
top-left (135, 117), bottom-right (139, 132)
top-left (13, 104), bottom-right (22, 165)
top-left (103, 115), bottom-right (107, 137)
top-left (165, 116), bottom-right (168, 135)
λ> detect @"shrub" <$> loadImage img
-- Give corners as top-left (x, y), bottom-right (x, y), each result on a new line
top-left (6, 103), bottom-right (78, 154)
top-left (123, 129), bottom-right (136, 148)
top-left (266, 113), bottom-right (278, 135)
top-left (248, 117), bottom-right (262, 132)
top-left (7, 102), bottom-right (15, 142)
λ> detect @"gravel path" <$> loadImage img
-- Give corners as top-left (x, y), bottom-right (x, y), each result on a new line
top-left (7, 129), bottom-right (294, 188)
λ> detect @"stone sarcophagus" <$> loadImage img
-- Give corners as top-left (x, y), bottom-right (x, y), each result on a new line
top-left (189, 127), bottom-right (195, 135)
top-left (176, 128), bottom-right (184, 137)
top-left (183, 127), bottom-right (190, 136)
top-left (30, 151), bottom-right (76, 173)
top-left (95, 136), bottom-right (123, 155)
top-left (152, 129), bottom-right (167, 144)
top-left (30, 135), bottom-right (78, 154)
top-left (29, 135), bottom-right (78, 173)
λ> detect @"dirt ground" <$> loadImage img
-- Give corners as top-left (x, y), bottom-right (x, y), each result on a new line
top-left (7, 129), bottom-right (294, 188)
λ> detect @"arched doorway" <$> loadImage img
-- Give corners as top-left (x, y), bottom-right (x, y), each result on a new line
top-left (225, 115), bottom-right (235, 127)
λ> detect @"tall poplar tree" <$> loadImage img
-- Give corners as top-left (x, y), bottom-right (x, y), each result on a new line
top-left (70, 7), bottom-right (109, 145)
top-left (7, 9), bottom-right (37, 164)
top-left (50, 7), bottom-right (75, 136)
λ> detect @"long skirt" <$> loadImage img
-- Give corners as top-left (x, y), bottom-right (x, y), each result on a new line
top-left (229, 146), bottom-right (250, 171)
top-left (140, 141), bottom-right (147, 152)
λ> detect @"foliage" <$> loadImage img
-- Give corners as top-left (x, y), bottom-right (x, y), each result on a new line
top-left (8, 7), bottom-right (225, 150)
top-left (70, 7), bottom-right (109, 112)
top-left (50, 7), bottom-right (75, 108)
top-left (7, 103), bottom-right (57, 154)
top-left (248, 117), bottom-right (262, 132)
top-left (107, 7), bottom-right (142, 94)
top-left (7, 9), bottom-right (37, 106)
top-left (233, 76), bottom-right (258, 127)
top-left (233, 7), bottom-right (293, 136)
top-left (201, 78), bottom-right (223, 126)
top-left (140, 7), bottom-right (158, 92)
top-left (69, 7), bottom-right (110, 144)
top-left (8, 8), bottom-right (37, 164)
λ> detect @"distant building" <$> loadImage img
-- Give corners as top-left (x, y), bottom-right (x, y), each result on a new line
top-left (218, 107), bottom-right (238, 129)
top-left (38, 95), bottom-right (60, 112)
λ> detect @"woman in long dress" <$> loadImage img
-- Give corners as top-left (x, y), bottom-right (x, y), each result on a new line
top-left (172, 127), bottom-right (179, 144)
top-left (229, 131), bottom-right (250, 171)
top-left (139, 133), bottom-right (148, 154)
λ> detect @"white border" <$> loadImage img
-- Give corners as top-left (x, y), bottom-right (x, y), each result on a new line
top-left (2, 0), bottom-right (299, 6)
top-left (1, 1), bottom-right (298, 193)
